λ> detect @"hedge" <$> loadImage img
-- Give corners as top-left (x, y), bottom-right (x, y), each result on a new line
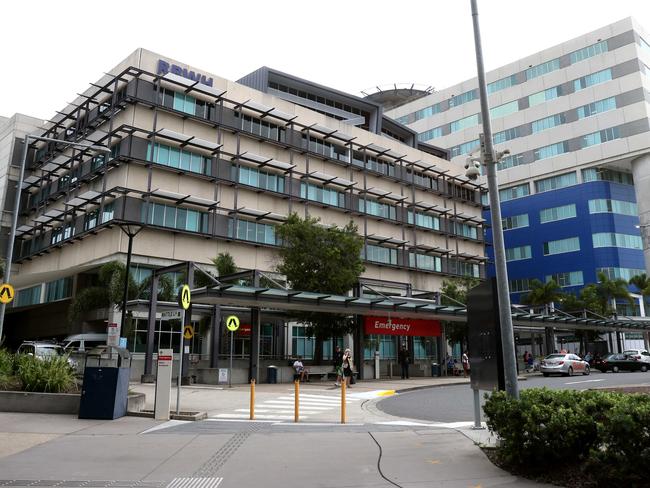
top-left (483, 388), bottom-right (650, 484)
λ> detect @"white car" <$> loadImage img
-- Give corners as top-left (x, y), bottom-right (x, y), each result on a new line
top-left (540, 353), bottom-right (590, 377)
top-left (622, 349), bottom-right (650, 363)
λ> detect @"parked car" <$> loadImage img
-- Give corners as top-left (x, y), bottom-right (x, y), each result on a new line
top-left (62, 333), bottom-right (108, 353)
top-left (622, 349), bottom-right (650, 364)
top-left (17, 341), bottom-right (76, 367)
top-left (594, 353), bottom-right (648, 373)
top-left (540, 353), bottom-right (590, 377)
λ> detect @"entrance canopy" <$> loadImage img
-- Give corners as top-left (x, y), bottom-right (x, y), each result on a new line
top-left (189, 284), bottom-right (650, 334)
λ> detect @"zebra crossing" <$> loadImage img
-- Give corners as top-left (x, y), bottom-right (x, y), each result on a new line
top-left (211, 392), bottom-right (361, 421)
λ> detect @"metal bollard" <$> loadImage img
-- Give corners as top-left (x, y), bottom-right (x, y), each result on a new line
top-left (341, 379), bottom-right (346, 424)
top-left (294, 380), bottom-right (300, 423)
top-left (250, 379), bottom-right (255, 420)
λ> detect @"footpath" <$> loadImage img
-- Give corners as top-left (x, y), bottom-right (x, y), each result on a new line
top-left (0, 376), bottom-right (552, 488)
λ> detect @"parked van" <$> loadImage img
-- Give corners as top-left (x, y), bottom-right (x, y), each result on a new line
top-left (62, 333), bottom-right (108, 352)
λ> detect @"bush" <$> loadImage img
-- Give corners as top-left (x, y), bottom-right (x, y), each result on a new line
top-left (483, 388), bottom-right (650, 483)
top-left (15, 354), bottom-right (76, 393)
top-left (0, 348), bottom-right (14, 376)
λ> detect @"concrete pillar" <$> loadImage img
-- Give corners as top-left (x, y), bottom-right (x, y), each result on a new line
top-left (544, 327), bottom-right (555, 354)
top-left (249, 307), bottom-right (260, 383)
top-left (209, 305), bottom-right (221, 369)
top-left (631, 153), bottom-right (650, 275)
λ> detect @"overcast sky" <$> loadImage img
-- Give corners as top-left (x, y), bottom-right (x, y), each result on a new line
top-left (2, 0), bottom-right (649, 121)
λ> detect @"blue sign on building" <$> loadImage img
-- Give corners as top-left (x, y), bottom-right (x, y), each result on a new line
top-left (157, 59), bottom-right (214, 87)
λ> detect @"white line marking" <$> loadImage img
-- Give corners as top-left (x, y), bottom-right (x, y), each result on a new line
top-left (140, 420), bottom-right (191, 434)
top-left (213, 413), bottom-right (306, 420)
top-left (564, 379), bottom-right (605, 385)
top-left (205, 418), bottom-right (276, 423)
top-left (272, 422), bottom-right (365, 427)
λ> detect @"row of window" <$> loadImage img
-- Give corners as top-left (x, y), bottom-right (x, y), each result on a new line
top-left (510, 266), bottom-right (649, 294)
top-left (15, 277), bottom-right (73, 308)
top-left (141, 202), bottom-right (209, 233)
top-left (147, 142), bottom-right (212, 176)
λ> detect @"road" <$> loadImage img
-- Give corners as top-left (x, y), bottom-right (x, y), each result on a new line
top-left (376, 370), bottom-right (650, 423)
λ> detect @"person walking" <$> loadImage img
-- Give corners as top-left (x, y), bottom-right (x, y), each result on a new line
top-left (333, 345), bottom-right (343, 387)
top-left (342, 348), bottom-right (354, 387)
top-left (398, 344), bottom-right (410, 379)
top-left (461, 350), bottom-right (470, 377)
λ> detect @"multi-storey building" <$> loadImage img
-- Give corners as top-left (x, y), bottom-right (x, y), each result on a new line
top-left (2, 49), bottom-right (485, 378)
top-left (388, 18), bottom-right (650, 329)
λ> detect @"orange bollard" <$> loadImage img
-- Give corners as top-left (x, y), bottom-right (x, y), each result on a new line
top-left (341, 379), bottom-right (346, 424)
top-left (294, 380), bottom-right (300, 423)
top-left (250, 379), bottom-right (255, 420)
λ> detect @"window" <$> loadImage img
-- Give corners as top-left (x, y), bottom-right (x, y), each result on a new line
top-left (142, 203), bottom-right (209, 233)
top-left (15, 285), bottom-right (42, 308)
top-left (448, 259), bottom-right (480, 277)
top-left (365, 157), bottom-right (395, 177)
top-left (489, 101), bottom-right (518, 119)
top-left (147, 142), bottom-right (211, 176)
top-left (497, 153), bottom-right (525, 170)
top-left (236, 165), bottom-right (285, 193)
top-left (505, 245), bottom-right (532, 262)
top-left (300, 182), bottom-right (344, 207)
top-left (493, 127), bottom-right (519, 144)
top-left (640, 36), bottom-right (650, 54)
top-left (409, 253), bottom-right (442, 272)
top-left (509, 278), bottom-right (532, 293)
top-left (570, 40), bottom-right (608, 64)
top-left (228, 218), bottom-right (277, 245)
top-left (574, 69), bottom-right (612, 91)
top-left (582, 168), bottom-right (634, 185)
top-left (173, 92), bottom-right (196, 115)
top-left (592, 233), bottom-right (643, 249)
top-left (84, 210), bottom-right (99, 231)
top-left (502, 213), bottom-right (529, 230)
top-left (449, 90), bottom-right (478, 107)
top-left (102, 202), bottom-right (115, 223)
top-left (365, 244), bottom-right (398, 265)
top-left (292, 326), bottom-right (314, 360)
top-left (581, 127), bottom-right (620, 148)
top-left (488, 75), bottom-right (517, 93)
top-left (531, 114), bottom-right (565, 133)
top-left (303, 135), bottom-right (348, 162)
top-left (358, 198), bottom-right (396, 220)
top-left (535, 172), bottom-right (577, 193)
top-left (452, 222), bottom-right (478, 239)
top-left (528, 86), bottom-right (561, 106)
top-left (450, 139), bottom-right (480, 158)
top-left (417, 127), bottom-right (443, 142)
top-left (546, 271), bottom-right (584, 287)
top-left (407, 211), bottom-right (440, 230)
top-left (540, 204), bottom-right (577, 223)
top-left (45, 277), bottom-right (72, 302)
top-left (543, 237), bottom-right (580, 255)
top-left (238, 113), bottom-right (286, 143)
top-left (588, 199), bottom-right (637, 216)
top-left (407, 170), bottom-right (438, 191)
top-left (534, 142), bottom-right (568, 161)
top-left (526, 58), bottom-right (560, 79)
top-left (499, 183), bottom-right (530, 202)
top-left (450, 114), bottom-right (479, 133)
top-left (577, 97), bottom-right (616, 119)
top-left (597, 267), bottom-right (645, 281)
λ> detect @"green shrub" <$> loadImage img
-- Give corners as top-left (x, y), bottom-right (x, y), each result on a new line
top-left (0, 348), bottom-right (14, 376)
top-left (484, 388), bottom-right (650, 483)
top-left (16, 354), bottom-right (76, 393)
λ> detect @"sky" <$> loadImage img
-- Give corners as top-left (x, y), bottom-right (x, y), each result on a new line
top-left (2, 0), bottom-right (649, 121)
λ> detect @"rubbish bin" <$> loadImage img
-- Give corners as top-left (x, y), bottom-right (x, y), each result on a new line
top-left (78, 346), bottom-right (131, 420)
top-left (431, 362), bottom-right (440, 377)
top-left (267, 365), bottom-right (278, 384)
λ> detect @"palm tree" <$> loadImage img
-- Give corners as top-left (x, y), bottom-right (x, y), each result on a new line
top-left (629, 273), bottom-right (650, 297)
top-left (595, 271), bottom-right (632, 317)
top-left (520, 279), bottom-right (563, 314)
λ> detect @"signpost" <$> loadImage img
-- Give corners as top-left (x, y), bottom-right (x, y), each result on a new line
top-left (226, 315), bottom-right (240, 387)
top-left (0, 284), bottom-right (15, 304)
top-left (154, 349), bottom-right (173, 420)
top-left (176, 285), bottom-right (191, 414)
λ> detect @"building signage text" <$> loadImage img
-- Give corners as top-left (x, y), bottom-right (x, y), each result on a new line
top-left (157, 59), bottom-right (214, 87)
top-left (363, 316), bottom-right (441, 337)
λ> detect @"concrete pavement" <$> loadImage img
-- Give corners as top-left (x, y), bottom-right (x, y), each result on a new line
top-left (0, 377), bottom-right (554, 487)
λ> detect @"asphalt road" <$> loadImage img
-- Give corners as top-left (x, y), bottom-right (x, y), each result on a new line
top-left (376, 370), bottom-right (650, 423)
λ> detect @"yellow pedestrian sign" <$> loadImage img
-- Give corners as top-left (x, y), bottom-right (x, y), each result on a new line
top-left (179, 284), bottom-right (191, 310)
top-left (183, 325), bottom-right (194, 340)
top-left (226, 315), bottom-right (240, 332)
top-left (0, 283), bottom-right (15, 304)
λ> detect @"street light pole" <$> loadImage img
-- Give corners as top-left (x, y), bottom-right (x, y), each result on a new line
top-left (118, 224), bottom-right (143, 340)
top-left (0, 134), bottom-right (111, 346)
top-left (469, 0), bottom-right (519, 398)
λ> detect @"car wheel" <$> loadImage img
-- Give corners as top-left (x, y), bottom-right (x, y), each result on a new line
top-left (543, 373), bottom-right (549, 377)
top-left (641, 365), bottom-right (648, 373)
top-left (583, 366), bottom-right (590, 376)
top-left (612, 366), bottom-right (620, 373)
top-left (567, 367), bottom-right (574, 377)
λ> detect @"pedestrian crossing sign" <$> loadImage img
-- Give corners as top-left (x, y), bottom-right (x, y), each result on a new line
top-left (226, 315), bottom-right (240, 332)
top-left (0, 283), bottom-right (14, 304)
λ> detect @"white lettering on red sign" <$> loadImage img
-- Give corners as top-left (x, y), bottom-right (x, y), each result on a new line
top-left (373, 319), bottom-right (411, 333)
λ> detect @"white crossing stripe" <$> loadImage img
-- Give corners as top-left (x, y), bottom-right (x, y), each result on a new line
top-left (214, 413), bottom-right (300, 420)
top-left (167, 478), bottom-right (223, 488)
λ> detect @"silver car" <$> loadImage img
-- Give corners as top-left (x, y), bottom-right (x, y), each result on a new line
top-left (541, 353), bottom-right (590, 377)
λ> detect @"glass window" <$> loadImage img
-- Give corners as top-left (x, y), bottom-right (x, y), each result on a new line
top-left (452, 222), bottom-right (478, 239)
top-left (499, 183), bottom-right (530, 202)
top-left (15, 285), bottom-right (42, 308)
top-left (448, 259), bottom-right (480, 278)
top-left (539, 204), bottom-right (577, 223)
top-left (581, 127), bottom-right (620, 148)
top-left (147, 142), bottom-right (210, 176)
top-left (531, 114), bottom-right (565, 133)
top-left (574, 69), bottom-right (612, 91)
top-left (545, 271), bottom-right (584, 287)
top-left (489, 100), bottom-right (519, 119)
top-left (582, 168), bottom-right (634, 185)
top-left (577, 97), bottom-right (616, 119)
top-left (45, 277), bottom-right (72, 302)
top-left (237, 165), bottom-right (285, 193)
top-left (142, 202), bottom-right (208, 233)
top-left (173, 92), bottom-right (196, 115)
top-left (417, 127), bottom-right (443, 142)
top-left (292, 326), bottom-right (315, 360)
top-left (528, 86), bottom-right (561, 106)
top-left (543, 237), bottom-right (580, 255)
top-left (505, 245), bottom-right (532, 262)
top-left (359, 199), bottom-right (396, 220)
top-left (535, 172), bottom-right (577, 193)
top-left (365, 244), bottom-right (398, 265)
top-left (526, 58), bottom-right (560, 79)
top-left (450, 139), bottom-right (480, 158)
top-left (487, 74), bottom-right (517, 93)
top-left (502, 213), bottom-right (529, 231)
top-left (450, 114), bottom-right (479, 133)
top-left (101, 202), bottom-right (114, 223)
top-left (592, 233), bottom-right (643, 249)
top-left (493, 127), bottom-right (519, 145)
top-left (407, 211), bottom-right (440, 230)
top-left (534, 142), bottom-right (568, 161)
top-left (449, 90), bottom-right (478, 107)
top-left (509, 278), bottom-right (532, 293)
top-left (497, 153), bottom-right (525, 171)
top-left (409, 253), bottom-right (442, 272)
top-left (228, 219), bottom-right (277, 245)
top-left (588, 199), bottom-right (637, 216)
top-left (597, 267), bottom-right (645, 281)
top-left (570, 40), bottom-right (608, 64)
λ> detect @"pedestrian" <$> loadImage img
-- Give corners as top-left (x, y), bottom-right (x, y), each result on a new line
top-left (523, 350), bottom-right (529, 367)
top-left (461, 350), bottom-right (470, 377)
top-left (292, 356), bottom-right (309, 382)
top-left (342, 348), bottom-right (354, 387)
top-left (527, 352), bottom-right (534, 371)
top-left (446, 355), bottom-right (454, 376)
top-left (398, 344), bottom-right (410, 379)
top-left (333, 345), bottom-right (343, 387)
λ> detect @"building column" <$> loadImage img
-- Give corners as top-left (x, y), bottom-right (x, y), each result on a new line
top-left (544, 327), bottom-right (555, 355)
top-left (210, 305), bottom-right (221, 369)
top-left (249, 307), bottom-right (260, 383)
top-left (631, 154), bottom-right (650, 276)
top-left (142, 273), bottom-right (159, 383)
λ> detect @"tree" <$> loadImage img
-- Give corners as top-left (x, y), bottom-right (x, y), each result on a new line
top-left (595, 271), bottom-right (631, 317)
top-left (275, 213), bottom-right (364, 341)
top-left (213, 252), bottom-right (237, 277)
top-left (440, 277), bottom-right (480, 348)
top-left (521, 279), bottom-right (563, 314)
top-left (629, 273), bottom-right (650, 297)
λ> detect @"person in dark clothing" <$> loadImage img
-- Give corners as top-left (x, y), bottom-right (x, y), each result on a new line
top-left (333, 345), bottom-right (344, 387)
top-left (398, 344), bottom-right (410, 379)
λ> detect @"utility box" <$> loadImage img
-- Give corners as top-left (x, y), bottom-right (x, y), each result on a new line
top-left (267, 365), bottom-right (278, 384)
top-left (78, 347), bottom-right (131, 420)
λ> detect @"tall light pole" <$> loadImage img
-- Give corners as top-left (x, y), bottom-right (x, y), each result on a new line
top-left (469, 0), bottom-right (519, 398)
top-left (117, 223), bottom-right (143, 341)
top-left (0, 134), bottom-right (111, 346)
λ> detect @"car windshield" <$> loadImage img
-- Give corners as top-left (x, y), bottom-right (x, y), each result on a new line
top-left (36, 346), bottom-right (63, 357)
top-left (545, 354), bottom-right (565, 359)
top-left (623, 350), bottom-right (638, 355)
